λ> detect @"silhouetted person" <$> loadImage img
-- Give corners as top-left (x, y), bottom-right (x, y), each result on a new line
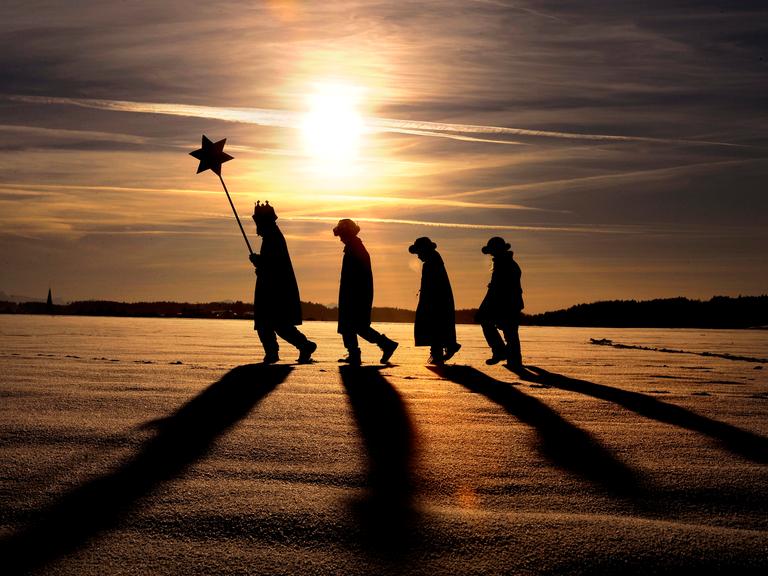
top-left (409, 237), bottom-right (460, 365)
top-left (250, 201), bottom-right (316, 364)
top-left (334, 219), bottom-right (398, 365)
top-left (476, 237), bottom-right (524, 366)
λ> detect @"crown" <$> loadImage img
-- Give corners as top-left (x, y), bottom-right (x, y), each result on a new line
top-left (253, 200), bottom-right (277, 221)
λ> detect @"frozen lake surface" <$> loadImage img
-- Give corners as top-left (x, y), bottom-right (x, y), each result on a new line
top-left (1, 316), bottom-right (767, 574)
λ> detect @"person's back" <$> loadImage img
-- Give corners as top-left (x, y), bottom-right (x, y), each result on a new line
top-left (338, 235), bottom-right (373, 332)
top-left (333, 219), bottom-right (398, 365)
top-left (418, 251), bottom-right (455, 336)
top-left (410, 237), bottom-right (460, 364)
top-left (250, 202), bottom-right (315, 364)
top-left (477, 237), bottom-right (524, 367)
top-left (487, 251), bottom-right (523, 319)
top-left (255, 223), bottom-right (302, 327)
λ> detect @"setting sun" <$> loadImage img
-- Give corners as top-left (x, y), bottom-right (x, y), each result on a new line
top-left (300, 83), bottom-right (364, 173)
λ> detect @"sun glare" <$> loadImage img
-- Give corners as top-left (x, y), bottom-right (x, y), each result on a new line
top-left (301, 83), bottom-right (364, 175)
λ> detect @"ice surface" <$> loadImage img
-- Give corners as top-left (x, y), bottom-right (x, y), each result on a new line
top-left (0, 316), bottom-right (766, 575)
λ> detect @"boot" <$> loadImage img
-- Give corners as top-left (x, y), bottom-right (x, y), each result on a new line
top-left (505, 350), bottom-right (523, 369)
top-left (443, 342), bottom-right (461, 362)
top-left (506, 344), bottom-right (523, 368)
top-left (297, 340), bottom-right (317, 364)
top-left (378, 334), bottom-right (399, 364)
top-left (338, 348), bottom-right (361, 366)
top-left (263, 351), bottom-right (280, 364)
top-left (428, 346), bottom-right (445, 366)
top-left (485, 349), bottom-right (507, 365)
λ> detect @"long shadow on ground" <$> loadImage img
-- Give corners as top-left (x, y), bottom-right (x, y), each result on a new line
top-left (512, 365), bottom-right (768, 464)
top-left (1, 363), bottom-right (291, 575)
top-left (430, 364), bottom-right (644, 499)
top-left (339, 366), bottom-right (419, 556)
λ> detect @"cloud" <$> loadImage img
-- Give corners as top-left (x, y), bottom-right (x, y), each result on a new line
top-left (282, 215), bottom-right (639, 235)
top-left (7, 94), bottom-right (752, 149)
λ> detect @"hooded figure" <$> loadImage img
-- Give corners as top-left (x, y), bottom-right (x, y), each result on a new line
top-left (409, 237), bottom-right (460, 364)
top-left (250, 201), bottom-right (316, 364)
top-left (334, 218), bottom-right (398, 365)
top-left (476, 237), bottom-right (524, 367)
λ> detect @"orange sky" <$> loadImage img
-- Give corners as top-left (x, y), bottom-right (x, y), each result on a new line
top-left (0, 1), bottom-right (766, 312)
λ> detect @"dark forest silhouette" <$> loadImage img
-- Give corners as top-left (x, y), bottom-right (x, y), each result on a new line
top-left (4, 295), bottom-right (766, 328)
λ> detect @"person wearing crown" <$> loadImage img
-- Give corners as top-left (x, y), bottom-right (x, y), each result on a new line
top-left (250, 201), bottom-right (316, 364)
top-left (476, 237), bottom-right (524, 368)
top-left (333, 218), bottom-right (398, 365)
top-left (408, 237), bottom-right (461, 365)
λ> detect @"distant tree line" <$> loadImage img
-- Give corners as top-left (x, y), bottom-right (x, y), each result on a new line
top-left (523, 295), bottom-right (767, 329)
top-left (0, 295), bottom-right (765, 328)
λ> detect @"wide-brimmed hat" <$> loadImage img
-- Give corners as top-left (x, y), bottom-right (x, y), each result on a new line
top-left (408, 237), bottom-right (437, 254)
top-left (481, 236), bottom-right (511, 254)
top-left (333, 218), bottom-right (360, 237)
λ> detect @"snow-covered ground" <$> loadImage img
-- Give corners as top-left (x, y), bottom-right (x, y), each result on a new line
top-left (1, 316), bottom-right (766, 575)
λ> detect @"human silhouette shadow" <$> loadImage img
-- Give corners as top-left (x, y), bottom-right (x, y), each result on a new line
top-left (430, 365), bottom-right (643, 498)
top-left (0, 363), bottom-right (291, 575)
top-left (511, 365), bottom-right (768, 464)
top-left (339, 366), bottom-right (418, 555)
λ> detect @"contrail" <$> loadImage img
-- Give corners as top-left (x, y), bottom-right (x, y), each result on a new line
top-left (7, 94), bottom-right (749, 149)
top-left (283, 215), bottom-right (637, 234)
top-left (368, 117), bottom-right (748, 148)
top-left (9, 95), bottom-right (297, 128)
top-left (390, 127), bottom-right (528, 146)
top-left (0, 183), bottom-right (553, 212)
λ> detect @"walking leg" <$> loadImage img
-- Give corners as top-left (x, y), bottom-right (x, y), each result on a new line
top-left (275, 325), bottom-right (317, 363)
top-left (257, 327), bottom-right (280, 363)
top-left (500, 320), bottom-right (522, 366)
top-left (340, 332), bottom-right (361, 365)
top-left (481, 321), bottom-right (507, 364)
top-left (429, 345), bottom-right (445, 365)
top-left (359, 326), bottom-right (398, 364)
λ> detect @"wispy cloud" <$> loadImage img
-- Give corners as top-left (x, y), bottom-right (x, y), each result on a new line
top-left (286, 193), bottom-right (552, 212)
top-left (439, 158), bottom-right (765, 200)
top-left (283, 215), bottom-right (638, 234)
top-left (467, 0), bottom-right (566, 22)
top-left (7, 94), bottom-right (751, 149)
top-left (0, 183), bottom-right (551, 213)
top-left (0, 124), bottom-right (150, 145)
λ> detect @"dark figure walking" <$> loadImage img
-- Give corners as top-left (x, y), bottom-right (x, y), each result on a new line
top-left (250, 201), bottom-right (316, 364)
top-left (334, 219), bottom-right (398, 365)
top-left (409, 237), bottom-right (461, 365)
top-left (476, 237), bottom-right (524, 367)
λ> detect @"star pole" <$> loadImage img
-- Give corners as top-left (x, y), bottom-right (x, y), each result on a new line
top-left (189, 135), bottom-right (253, 255)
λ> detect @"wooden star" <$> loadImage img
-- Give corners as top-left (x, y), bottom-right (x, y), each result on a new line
top-left (189, 135), bottom-right (233, 176)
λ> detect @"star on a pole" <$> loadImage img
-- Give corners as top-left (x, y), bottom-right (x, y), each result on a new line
top-left (189, 135), bottom-right (234, 176)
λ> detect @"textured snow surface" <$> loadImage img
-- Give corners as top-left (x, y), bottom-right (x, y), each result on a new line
top-left (1, 316), bottom-right (767, 575)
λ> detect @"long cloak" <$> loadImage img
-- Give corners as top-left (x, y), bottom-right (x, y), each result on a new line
top-left (477, 252), bottom-right (524, 324)
top-left (414, 251), bottom-right (456, 346)
top-left (253, 225), bottom-right (302, 329)
top-left (337, 236), bottom-right (373, 333)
